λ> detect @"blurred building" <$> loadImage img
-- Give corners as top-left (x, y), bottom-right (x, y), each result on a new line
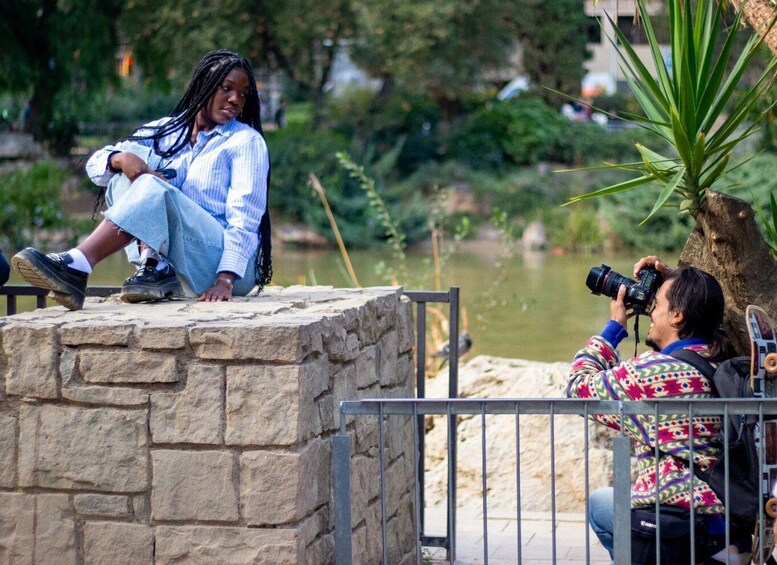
top-left (583, 0), bottom-right (668, 96)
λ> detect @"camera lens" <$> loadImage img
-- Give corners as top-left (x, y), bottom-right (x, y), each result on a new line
top-left (585, 264), bottom-right (610, 295)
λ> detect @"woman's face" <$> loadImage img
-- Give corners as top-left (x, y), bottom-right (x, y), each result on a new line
top-left (198, 67), bottom-right (250, 130)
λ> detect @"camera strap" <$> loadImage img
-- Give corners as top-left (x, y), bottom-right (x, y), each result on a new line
top-left (633, 314), bottom-right (641, 357)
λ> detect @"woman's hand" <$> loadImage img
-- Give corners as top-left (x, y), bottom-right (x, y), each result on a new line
top-left (197, 277), bottom-right (234, 302)
top-left (109, 152), bottom-right (167, 182)
top-left (633, 255), bottom-right (674, 278)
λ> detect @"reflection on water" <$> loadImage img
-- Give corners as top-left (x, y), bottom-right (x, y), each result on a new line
top-left (5, 243), bottom-right (669, 362)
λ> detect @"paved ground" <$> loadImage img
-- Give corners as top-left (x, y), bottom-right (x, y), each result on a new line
top-left (423, 507), bottom-right (612, 564)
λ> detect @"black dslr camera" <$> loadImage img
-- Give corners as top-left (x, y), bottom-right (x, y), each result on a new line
top-left (585, 264), bottom-right (663, 314)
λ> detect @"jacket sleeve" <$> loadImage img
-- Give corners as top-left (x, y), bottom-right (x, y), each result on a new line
top-left (563, 335), bottom-right (646, 431)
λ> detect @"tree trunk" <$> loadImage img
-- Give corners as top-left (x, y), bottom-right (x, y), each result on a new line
top-left (727, 0), bottom-right (777, 56)
top-left (679, 190), bottom-right (777, 355)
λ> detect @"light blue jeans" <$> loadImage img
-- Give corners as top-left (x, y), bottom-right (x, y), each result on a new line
top-left (104, 173), bottom-right (257, 297)
top-left (589, 487), bottom-right (615, 559)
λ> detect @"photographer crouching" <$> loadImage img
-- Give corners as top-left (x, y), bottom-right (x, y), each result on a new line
top-left (563, 256), bottom-right (750, 564)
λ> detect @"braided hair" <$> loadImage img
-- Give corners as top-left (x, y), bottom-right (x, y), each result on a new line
top-left (122, 49), bottom-right (272, 291)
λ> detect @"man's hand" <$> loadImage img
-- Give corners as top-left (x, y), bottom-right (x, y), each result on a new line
top-left (610, 284), bottom-right (631, 328)
top-left (633, 255), bottom-right (674, 278)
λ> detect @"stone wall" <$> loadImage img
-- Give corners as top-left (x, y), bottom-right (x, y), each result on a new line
top-left (0, 286), bottom-right (417, 564)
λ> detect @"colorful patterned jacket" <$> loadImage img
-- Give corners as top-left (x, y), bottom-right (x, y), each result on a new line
top-left (564, 322), bottom-right (723, 514)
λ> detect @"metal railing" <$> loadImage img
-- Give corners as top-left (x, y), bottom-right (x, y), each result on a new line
top-left (403, 288), bottom-right (460, 557)
top-left (333, 397), bottom-right (777, 564)
top-left (0, 285), bottom-right (123, 316)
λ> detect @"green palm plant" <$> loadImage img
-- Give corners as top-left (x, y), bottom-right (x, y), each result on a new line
top-left (568, 0), bottom-right (777, 223)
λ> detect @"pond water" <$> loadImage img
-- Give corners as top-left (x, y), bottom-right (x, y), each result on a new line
top-left (6, 242), bottom-right (671, 363)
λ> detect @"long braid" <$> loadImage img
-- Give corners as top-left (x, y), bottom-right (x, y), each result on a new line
top-left (118, 49), bottom-right (272, 290)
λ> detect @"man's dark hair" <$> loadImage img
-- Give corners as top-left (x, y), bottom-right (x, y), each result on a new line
top-left (665, 265), bottom-right (730, 359)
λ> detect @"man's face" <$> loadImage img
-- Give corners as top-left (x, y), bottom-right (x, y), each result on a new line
top-left (645, 279), bottom-right (678, 351)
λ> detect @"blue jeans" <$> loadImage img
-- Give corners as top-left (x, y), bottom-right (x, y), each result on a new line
top-left (104, 173), bottom-right (256, 297)
top-left (589, 487), bottom-right (614, 559)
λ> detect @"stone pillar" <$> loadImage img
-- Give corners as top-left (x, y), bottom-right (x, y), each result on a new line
top-left (0, 286), bottom-right (416, 564)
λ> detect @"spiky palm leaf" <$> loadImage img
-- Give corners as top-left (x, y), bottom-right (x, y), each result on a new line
top-left (569, 0), bottom-right (777, 224)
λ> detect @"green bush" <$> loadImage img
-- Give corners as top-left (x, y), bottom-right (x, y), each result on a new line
top-left (267, 123), bottom-right (430, 247)
top-left (0, 162), bottom-right (70, 249)
top-left (446, 97), bottom-right (566, 168)
top-left (324, 88), bottom-right (442, 177)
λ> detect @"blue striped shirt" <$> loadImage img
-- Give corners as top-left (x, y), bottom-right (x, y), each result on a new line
top-left (85, 117), bottom-right (269, 278)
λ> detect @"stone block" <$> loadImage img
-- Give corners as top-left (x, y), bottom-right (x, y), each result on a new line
top-left (241, 439), bottom-right (328, 526)
top-left (189, 319), bottom-right (323, 363)
top-left (397, 297), bottom-right (415, 353)
top-left (317, 392), bottom-right (335, 433)
top-left (332, 364), bottom-right (357, 429)
top-left (133, 495), bottom-right (150, 522)
top-left (354, 345), bottom-right (378, 389)
top-left (61, 385), bottom-right (149, 406)
top-left (378, 330), bottom-right (401, 386)
top-left (79, 349), bottom-right (179, 384)
top-left (35, 494), bottom-right (77, 564)
top-left (18, 404), bottom-right (148, 492)
top-left (155, 525), bottom-right (298, 564)
top-left (60, 322), bottom-right (133, 346)
top-left (350, 455), bottom-right (380, 527)
top-left (83, 522), bottom-right (153, 565)
top-left (74, 494), bottom-right (131, 517)
top-left (152, 450), bottom-right (238, 522)
top-left (3, 324), bottom-right (58, 398)
top-left (321, 318), bottom-right (359, 362)
top-left (151, 364), bottom-right (224, 444)
top-left (0, 414), bottom-right (16, 487)
top-left (0, 493), bottom-right (33, 564)
top-left (226, 362), bottom-right (327, 446)
top-left (0, 493), bottom-right (78, 565)
top-left (136, 323), bottom-right (188, 350)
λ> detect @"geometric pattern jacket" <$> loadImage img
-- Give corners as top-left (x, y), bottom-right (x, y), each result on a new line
top-left (564, 335), bottom-right (723, 514)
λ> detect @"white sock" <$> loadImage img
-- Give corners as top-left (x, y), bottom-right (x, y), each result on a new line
top-left (140, 247), bottom-right (160, 263)
top-left (140, 248), bottom-right (168, 271)
top-left (66, 248), bottom-right (92, 274)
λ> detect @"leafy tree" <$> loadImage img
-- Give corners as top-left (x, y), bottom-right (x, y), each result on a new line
top-left (120, 0), bottom-right (357, 108)
top-left (348, 0), bottom-right (521, 119)
top-left (0, 0), bottom-right (123, 152)
top-left (515, 0), bottom-right (591, 107)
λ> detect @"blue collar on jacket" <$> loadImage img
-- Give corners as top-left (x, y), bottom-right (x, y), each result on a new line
top-left (660, 337), bottom-right (709, 355)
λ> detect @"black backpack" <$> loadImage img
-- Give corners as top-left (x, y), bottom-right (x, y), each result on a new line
top-left (670, 349), bottom-right (759, 526)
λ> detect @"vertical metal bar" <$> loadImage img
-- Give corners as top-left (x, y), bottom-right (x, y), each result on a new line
top-left (550, 402), bottom-right (557, 564)
top-left (415, 301), bottom-right (427, 538)
top-left (448, 286), bottom-right (460, 398)
top-left (412, 403), bottom-right (422, 565)
top-left (688, 402), bottom-right (696, 565)
top-left (480, 403), bottom-right (489, 564)
top-left (447, 400), bottom-right (456, 562)
top-left (448, 286), bottom-right (460, 562)
top-left (721, 401), bottom-right (731, 562)
top-left (759, 404), bottom-right (765, 565)
top-left (515, 404), bottom-right (522, 564)
top-left (583, 403), bottom-right (591, 565)
top-left (379, 403), bottom-right (387, 565)
top-left (36, 294), bottom-right (46, 309)
top-left (613, 404), bottom-right (632, 563)
top-left (333, 434), bottom-right (353, 565)
top-left (654, 403), bottom-right (661, 565)
top-left (7, 295), bottom-right (16, 316)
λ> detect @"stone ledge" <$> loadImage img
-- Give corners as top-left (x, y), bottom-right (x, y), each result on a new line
top-left (0, 286), bottom-right (416, 564)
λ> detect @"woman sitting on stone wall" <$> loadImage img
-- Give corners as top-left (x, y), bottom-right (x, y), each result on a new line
top-left (12, 49), bottom-right (272, 310)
